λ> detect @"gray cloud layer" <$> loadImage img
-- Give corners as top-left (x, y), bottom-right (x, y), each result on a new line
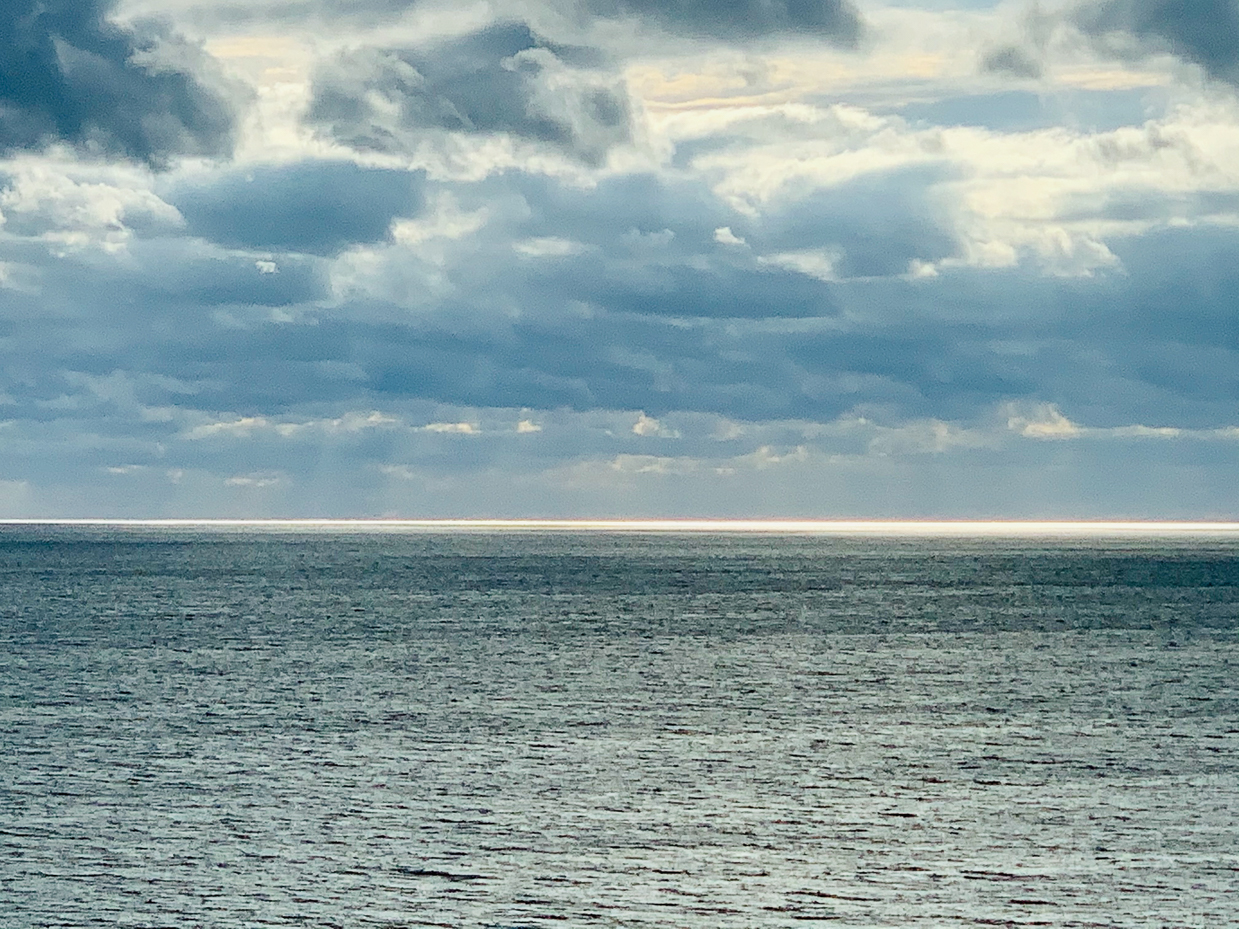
top-left (0, 0), bottom-right (236, 164)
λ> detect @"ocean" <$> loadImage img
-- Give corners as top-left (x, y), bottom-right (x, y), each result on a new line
top-left (1, 526), bottom-right (1237, 927)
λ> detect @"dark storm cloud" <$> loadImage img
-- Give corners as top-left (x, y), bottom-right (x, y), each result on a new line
top-left (586, 0), bottom-right (863, 44)
top-left (1078, 0), bottom-right (1239, 85)
top-left (0, 0), bottom-right (235, 164)
top-left (307, 23), bottom-right (631, 164)
top-left (170, 162), bottom-right (425, 255)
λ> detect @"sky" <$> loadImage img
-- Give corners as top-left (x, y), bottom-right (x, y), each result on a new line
top-left (0, 0), bottom-right (1236, 518)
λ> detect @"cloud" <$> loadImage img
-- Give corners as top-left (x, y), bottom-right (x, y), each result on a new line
top-left (177, 0), bottom-right (864, 45)
top-left (545, 257), bottom-right (841, 317)
top-left (329, 168), bottom-right (844, 321)
top-left (1078, 0), bottom-right (1239, 86)
top-left (514, 236), bottom-right (590, 257)
top-left (2, 153), bottom-right (1235, 440)
top-left (2, 4), bottom-right (1237, 522)
top-left (606, 452), bottom-right (699, 474)
top-left (1004, 401), bottom-right (1239, 441)
top-left (184, 0), bottom-right (420, 29)
top-left (181, 411), bottom-right (398, 440)
top-left (587, 0), bottom-right (863, 45)
top-left (170, 161), bottom-right (425, 255)
top-left (752, 165), bottom-right (960, 279)
top-left (224, 472), bottom-right (283, 487)
top-left (0, 0), bottom-right (236, 165)
top-left (632, 412), bottom-right (680, 437)
top-left (1006, 402), bottom-right (1083, 438)
top-left (183, 415), bottom-right (270, 439)
top-left (421, 421), bottom-right (478, 433)
top-left (0, 161), bottom-right (184, 253)
top-left (131, 238), bottom-right (327, 308)
top-left (306, 22), bottom-right (632, 165)
top-left (980, 46), bottom-right (1044, 79)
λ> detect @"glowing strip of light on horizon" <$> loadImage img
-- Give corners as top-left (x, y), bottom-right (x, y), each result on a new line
top-left (1, 519), bottom-right (1238, 535)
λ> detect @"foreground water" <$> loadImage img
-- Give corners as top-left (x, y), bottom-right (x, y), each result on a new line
top-left (1, 527), bottom-right (1237, 928)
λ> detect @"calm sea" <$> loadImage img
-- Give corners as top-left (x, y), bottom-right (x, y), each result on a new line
top-left (2, 527), bottom-right (1237, 927)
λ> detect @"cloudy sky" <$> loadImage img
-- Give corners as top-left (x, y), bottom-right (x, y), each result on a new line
top-left (0, 0), bottom-right (1236, 518)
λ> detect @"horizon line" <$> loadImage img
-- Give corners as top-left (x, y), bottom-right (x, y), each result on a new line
top-left (2, 518), bottom-right (1238, 535)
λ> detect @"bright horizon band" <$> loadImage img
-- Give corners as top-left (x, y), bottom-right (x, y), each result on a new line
top-left (2, 519), bottom-right (1239, 535)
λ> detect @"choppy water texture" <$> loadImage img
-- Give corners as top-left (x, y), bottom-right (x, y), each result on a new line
top-left (2, 528), bottom-right (1238, 928)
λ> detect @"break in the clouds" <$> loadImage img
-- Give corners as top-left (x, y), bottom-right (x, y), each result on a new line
top-left (0, 0), bottom-right (1236, 517)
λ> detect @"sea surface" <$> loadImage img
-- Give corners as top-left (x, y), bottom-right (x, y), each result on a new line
top-left (1, 527), bottom-right (1237, 928)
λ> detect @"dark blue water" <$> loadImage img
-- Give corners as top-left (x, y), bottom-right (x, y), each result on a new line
top-left (2, 528), bottom-right (1237, 927)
